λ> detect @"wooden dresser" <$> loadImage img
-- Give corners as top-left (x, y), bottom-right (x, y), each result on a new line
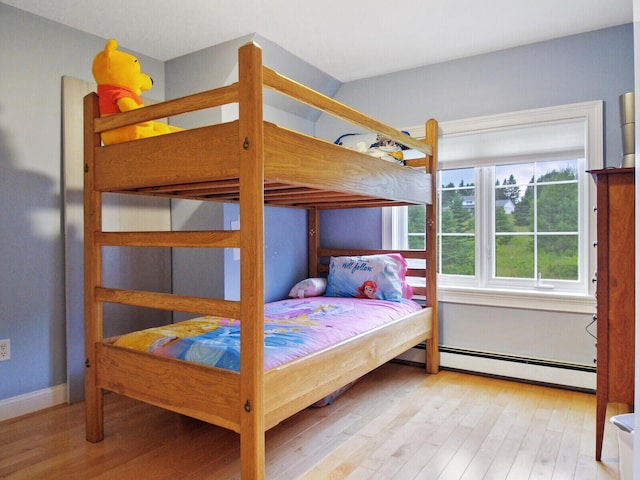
top-left (590, 167), bottom-right (635, 461)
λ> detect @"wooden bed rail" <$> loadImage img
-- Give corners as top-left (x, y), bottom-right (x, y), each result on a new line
top-left (95, 287), bottom-right (241, 318)
top-left (317, 248), bottom-right (430, 258)
top-left (95, 230), bottom-right (240, 248)
top-left (93, 84), bottom-right (239, 134)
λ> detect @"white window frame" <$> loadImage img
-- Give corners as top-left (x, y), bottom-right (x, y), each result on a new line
top-left (384, 101), bottom-right (602, 313)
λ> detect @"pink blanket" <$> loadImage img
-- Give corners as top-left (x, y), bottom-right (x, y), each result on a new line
top-left (114, 297), bottom-right (422, 371)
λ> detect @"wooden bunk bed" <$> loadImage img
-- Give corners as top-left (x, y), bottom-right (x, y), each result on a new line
top-left (83, 41), bottom-right (439, 479)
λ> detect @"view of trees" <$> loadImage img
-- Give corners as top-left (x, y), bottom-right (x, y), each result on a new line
top-left (407, 204), bottom-right (426, 249)
top-left (439, 183), bottom-right (475, 275)
top-left (409, 162), bottom-right (580, 281)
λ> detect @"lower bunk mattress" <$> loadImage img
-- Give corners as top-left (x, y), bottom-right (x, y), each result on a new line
top-left (113, 296), bottom-right (423, 372)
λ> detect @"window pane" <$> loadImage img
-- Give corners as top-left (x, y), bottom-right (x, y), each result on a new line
top-left (441, 168), bottom-right (475, 188)
top-left (493, 159), bottom-right (579, 282)
top-left (536, 160), bottom-right (578, 182)
top-left (439, 168), bottom-right (476, 277)
top-left (495, 163), bottom-right (534, 187)
top-left (495, 164), bottom-right (534, 232)
top-left (441, 192), bottom-right (475, 233)
top-left (440, 167), bottom-right (475, 235)
top-left (494, 204), bottom-right (515, 234)
top-left (538, 235), bottom-right (578, 280)
top-left (537, 183), bottom-right (578, 232)
top-left (409, 233), bottom-right (425, 249)
top-left (441, 236), bottom-right (475, 275)
top-left (495, 234), bottom-right (534, 278)
top-left (513, 183), bottom-right (535, 232)
top-left (407, 205), bottom-right (425, 249)
top-left (408, 205), bottom-right (425, 232)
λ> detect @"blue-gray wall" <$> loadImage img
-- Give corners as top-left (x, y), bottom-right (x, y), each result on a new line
top-left (0, 4), bottom-right (166, 401)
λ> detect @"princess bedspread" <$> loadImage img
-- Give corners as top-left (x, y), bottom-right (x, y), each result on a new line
top-left (113, 297), bottom-right (422, 371)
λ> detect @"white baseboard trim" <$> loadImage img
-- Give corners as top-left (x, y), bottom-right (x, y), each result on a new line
top-left (396, 347), bottom-right (596, 391)
top-left (440, 351), bottom-right (596, 391)
top-left (0, 384), bottom-right (67, 422)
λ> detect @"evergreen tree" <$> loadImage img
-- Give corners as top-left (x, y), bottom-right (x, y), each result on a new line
top-left (537, 167), bottom-right (577, 232)
top-left (502, 174), bottom-right (521, 203)
top-left (514, 176), bottom-right (535, 227)
top-left (495, 180), bottom-right (507, 201)
top-left (495, 206), bottom-right (514, 245)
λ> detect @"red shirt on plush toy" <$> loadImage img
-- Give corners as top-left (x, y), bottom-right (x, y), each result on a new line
top-left (97, 85), bottom-right (145, 115)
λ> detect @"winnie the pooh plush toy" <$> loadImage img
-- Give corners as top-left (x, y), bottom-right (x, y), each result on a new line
top-left (92, 39), bottom-right (181, 145)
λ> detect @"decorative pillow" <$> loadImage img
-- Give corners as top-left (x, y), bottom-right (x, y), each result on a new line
top-left (325, 254), bottom-right (412, 301)
top-left (288, 277), bottom-right (327, 298)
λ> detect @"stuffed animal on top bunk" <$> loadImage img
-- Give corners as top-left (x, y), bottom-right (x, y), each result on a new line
top-left (91, 39), bottom-right (182, 145)
top-left (334, 132), bottom-right (411, 165)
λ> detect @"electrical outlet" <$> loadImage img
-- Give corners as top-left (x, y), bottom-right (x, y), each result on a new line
top-left (0, 339), bottom-right (10, 361)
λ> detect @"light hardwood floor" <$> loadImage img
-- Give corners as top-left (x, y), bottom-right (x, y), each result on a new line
top-left (0, 363), bottom-right (628, 479)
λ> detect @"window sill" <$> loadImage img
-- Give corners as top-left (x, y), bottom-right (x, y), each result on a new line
top-left (437, 285), bottom-right (596, 314)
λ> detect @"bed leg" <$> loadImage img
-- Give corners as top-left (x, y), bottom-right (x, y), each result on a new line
top-left (425, 338), bottom-right (440, 374)
top-left (240, 428), bottom-right (265, 480)
top-left (85, 369), bottom-right (104, 442)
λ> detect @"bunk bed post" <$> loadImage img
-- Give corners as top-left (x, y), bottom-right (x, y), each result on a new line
top-left (425, 118), bottom-right (440, 374)
top-left (308, 207), bottom-right (320, 277)
top-left (83, 92), bottom-right (105, 441)
top-left (238, 42), bottom-right (266, 479)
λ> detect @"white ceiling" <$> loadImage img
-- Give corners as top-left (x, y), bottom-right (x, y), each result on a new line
top-left (2, 0), bottom-right (633, 82)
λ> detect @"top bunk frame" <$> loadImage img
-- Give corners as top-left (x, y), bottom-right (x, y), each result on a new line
top-left (85, 44), bottom-right (435, 209)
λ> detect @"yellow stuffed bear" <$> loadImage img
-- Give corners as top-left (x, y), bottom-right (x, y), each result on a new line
top-left (92, 39), bottom-right (181, 145)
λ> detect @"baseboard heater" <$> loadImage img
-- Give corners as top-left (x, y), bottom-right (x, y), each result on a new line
top-left (395, 344), bottom-right (596, 392)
